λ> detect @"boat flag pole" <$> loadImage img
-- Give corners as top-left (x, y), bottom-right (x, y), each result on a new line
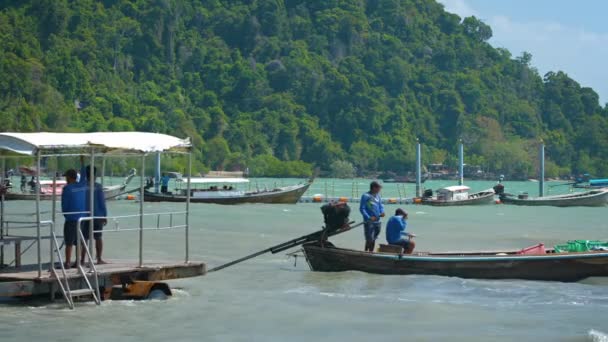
top-left (458, 139), bottom-right (464, 186)
top-left (539, 140), bottom-right (545, 197)
top-left (415, 139), bottom-right (422, 198)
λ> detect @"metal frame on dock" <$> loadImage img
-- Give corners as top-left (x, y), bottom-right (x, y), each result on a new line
top-left (0, 132), bottom-right (199, 304)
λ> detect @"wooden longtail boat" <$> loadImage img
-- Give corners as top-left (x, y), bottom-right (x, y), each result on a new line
top-left (4, 169), bottom-right (136, 201)
top-left (420, 186), bottom-right (495, 206)
top-left (144, 179), bottom-right (312, 204)
top-left (499, 189), bottom-right (608, 207)
top-left (301, 243), bottom-right (608, 282)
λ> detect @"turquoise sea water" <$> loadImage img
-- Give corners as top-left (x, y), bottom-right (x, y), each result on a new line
top-left (1, 179), bottom-right (607, 341)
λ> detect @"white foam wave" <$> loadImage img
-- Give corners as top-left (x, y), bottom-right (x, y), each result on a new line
top-left (588, 330), bottom-right (608, 342)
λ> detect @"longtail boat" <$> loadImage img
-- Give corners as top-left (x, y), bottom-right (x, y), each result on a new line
top-left (3, 169), bottom-right (136, 201)
top-left (301, 242), bottom-right (608, 282)
top-left (499, 189), bottom-right (608, 207)
top-left (144, 177), bottom-right (312, 204)
top-left (419, 185), bottom-right (495, 206)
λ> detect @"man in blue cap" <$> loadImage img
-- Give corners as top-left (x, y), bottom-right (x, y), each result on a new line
top-left (386, 208), bottom-right (416, 254)
top-left (360, 181), bottom-right (385, 252)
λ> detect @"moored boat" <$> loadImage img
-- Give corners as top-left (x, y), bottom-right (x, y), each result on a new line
top-left (3, 169), bottom-right (136, 201)
top-left (499, 189), bottom-right (608, 207)
top-left (301, 243), bottom-right (608, 282)
top-left (144, 177), bottom-right (312, 204)
top-left (420, 185), bottom-right (495, 206)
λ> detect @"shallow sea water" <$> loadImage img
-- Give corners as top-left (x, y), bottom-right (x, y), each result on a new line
top-left (1, 180), bottom-right (607, 341)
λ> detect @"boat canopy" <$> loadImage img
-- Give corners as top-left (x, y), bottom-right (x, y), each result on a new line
top-left (0, 132), bottom-right (191, 156)
top-left (589, 179), bottom-right (608, 186)
top-left (441, 185), bottom-right (470, 193)
top-left (177, 177), bottom-right (249, 184)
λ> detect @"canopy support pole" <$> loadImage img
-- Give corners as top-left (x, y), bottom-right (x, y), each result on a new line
top-left (185, 151), bottom-right (191, 263)
top-left (36, 150), bottom-right (42, 277)
top-left (415, 139), bottom-right (422, 198)
top-left (88, 149), bottom-right (95, 263)
top-left (50, 157), bottom-right (57, 272)
top-left (155, 152), bottom-right (161, 194)
top-left (101, 157), bottom-right (106, 188)
top-left (139, 154), bottom-right (145, 267)
top-left (0, 157), bottom-right (5, 267)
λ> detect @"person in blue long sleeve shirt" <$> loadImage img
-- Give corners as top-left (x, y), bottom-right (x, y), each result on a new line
top-left (61, 169), bottom-right (86, 268)
top-left (80, 159), bottom-right (108, 264)
top-left (386, 208), bottom-right (416, 254)
top-left (360, 181), bottom-right (385, 252)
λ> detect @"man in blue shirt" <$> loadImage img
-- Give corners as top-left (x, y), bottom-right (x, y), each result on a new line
top-left (386, 208), bottom-right (416, 254)
top-left (360, 181), bottom-right (385, 252)
top-left (161, 173), bottom-right (170, 193)
top-left (61, 169), bottom-right (86, 268)
top-left (80, 160), bottom-right (108, 264)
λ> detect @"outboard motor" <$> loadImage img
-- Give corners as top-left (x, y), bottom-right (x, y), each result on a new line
top-left (493, 183), bottom-right (504, 195)
top-left (321, 202), bottom-right (350, 233)
top-left (423, 189), bottom-right (433, 199)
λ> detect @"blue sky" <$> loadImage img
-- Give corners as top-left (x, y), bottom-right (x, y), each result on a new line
top-left (438, 0), bottom-right (608, 105)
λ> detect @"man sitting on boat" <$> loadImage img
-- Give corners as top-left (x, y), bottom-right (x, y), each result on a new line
top-left (386, 208), bottom-right (415, 254)
top-left (360, 181), bottom-right (385, 252)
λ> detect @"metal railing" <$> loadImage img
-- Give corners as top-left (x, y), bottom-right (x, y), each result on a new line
top-left (0, 210), bottom-right (187, 277)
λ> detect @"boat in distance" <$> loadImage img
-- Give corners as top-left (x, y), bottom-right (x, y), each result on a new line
top-left (499, 189), bottom-right (608, 207)
top-left (3, 169), bottom-right (137, 201)
top-left (420, 185), bottom-right (495, 206)
top-left (301, 243), bottom-right (608, 282)
top-left (144, 177), bottom-right (313, 204)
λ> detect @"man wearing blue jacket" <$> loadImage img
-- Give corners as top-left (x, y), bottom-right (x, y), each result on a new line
top-left (360, 181), bottom-right (385, 252)
top-left (61, 169), bottom-right (86, 268)
top-left (80, 158), bottom-right (108, 264)
top-left (386, 208), bottom-right (416, 254)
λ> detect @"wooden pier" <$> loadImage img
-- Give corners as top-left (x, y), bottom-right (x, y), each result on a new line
top-left (0, 260), bottom-right (205, 298)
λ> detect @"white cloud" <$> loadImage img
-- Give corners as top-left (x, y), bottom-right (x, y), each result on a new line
top-left (439, 0), bottom-right (477, 18)
top-left (438, 0), bottom-right (608, 104)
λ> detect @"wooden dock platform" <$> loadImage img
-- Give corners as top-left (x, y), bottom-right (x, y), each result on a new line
top-left (0, 260), bottom-right (206, 298)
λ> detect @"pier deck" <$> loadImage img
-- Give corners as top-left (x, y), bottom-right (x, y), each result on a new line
top-left (0, 260), bottom-right (205, 297)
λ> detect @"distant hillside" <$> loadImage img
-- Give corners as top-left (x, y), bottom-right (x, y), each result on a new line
top-left (1, 0), bottom-right (607, 177)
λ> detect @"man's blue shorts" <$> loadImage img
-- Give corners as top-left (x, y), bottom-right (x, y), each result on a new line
top-left (364, 221), bottom-right (381, 242)
top-left (389, 239), bottom-right (411, 249)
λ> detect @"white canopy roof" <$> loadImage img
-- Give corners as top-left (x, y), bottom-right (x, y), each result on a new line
top-left (177, 177), bottom-right (249, 184)
top-left (0, 132), bottom-right (191, 156)
top-left (440, 185), bottom-right (470, 192)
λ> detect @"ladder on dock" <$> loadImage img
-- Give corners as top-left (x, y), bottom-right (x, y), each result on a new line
top-left (50, 231), bottom-right (101, 309)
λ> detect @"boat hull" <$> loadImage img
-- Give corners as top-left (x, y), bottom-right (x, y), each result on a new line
top-left (500, 190), bottom-right (608, 207)
top-left (302, 245), bottom-right (608, 282)
top-left (421, 191), bottom-right (495, 206)
top-left (144, 182), bottom-right (311, 204)
top-left (3, 185), bottom-right (127, 201)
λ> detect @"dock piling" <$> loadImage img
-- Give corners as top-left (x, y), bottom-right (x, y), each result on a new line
top-left (539, 141), bottom-right (545, 197)
top-left (458, 140), bottom-right (464, 186)
top-left (415, 140), bottom-right (422, 198)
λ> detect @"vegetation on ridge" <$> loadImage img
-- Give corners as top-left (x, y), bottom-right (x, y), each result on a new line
top-left (1, 0), bottom-right (607, 178)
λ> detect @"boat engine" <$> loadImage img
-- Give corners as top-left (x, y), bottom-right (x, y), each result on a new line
top-left (493, 183), bottom-right (504, 195)
top-left (423, 189), bottom-right (433, 199)
top-left (321, 202), bottom-right (350, 233)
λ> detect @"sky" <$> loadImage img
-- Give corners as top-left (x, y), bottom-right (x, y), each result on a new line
top-left (438, 0), bottom-right (608, 105)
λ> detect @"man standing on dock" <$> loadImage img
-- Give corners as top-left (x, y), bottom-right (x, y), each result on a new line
top-left (80, 158), bottom-right (108, 264)
top-left (360, 181), bottom-right (385, 252)
top-left (61, 169), bottom-right (86, 268)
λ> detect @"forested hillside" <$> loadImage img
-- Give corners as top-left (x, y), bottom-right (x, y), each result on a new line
top-left (1, 0), bottom-right (607, 177)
